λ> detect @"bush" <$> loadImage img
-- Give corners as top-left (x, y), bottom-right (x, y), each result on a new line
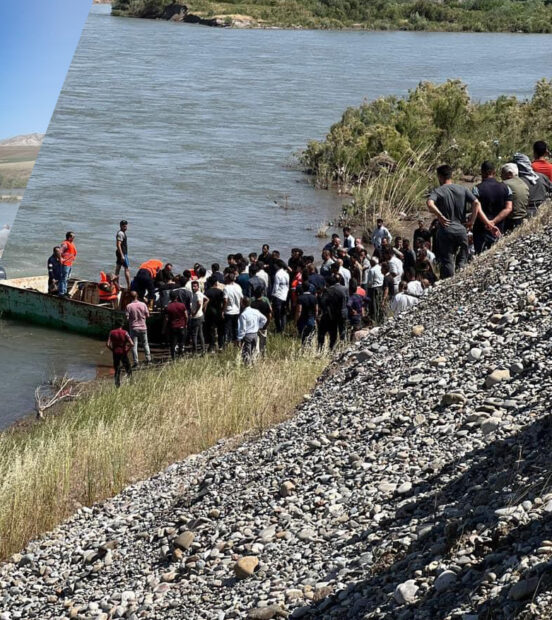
top-left (302, 79), bottom-right (552, 189)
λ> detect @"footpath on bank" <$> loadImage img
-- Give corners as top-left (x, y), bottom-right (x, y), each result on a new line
top-left (2, 207), bottom-right (552, 618)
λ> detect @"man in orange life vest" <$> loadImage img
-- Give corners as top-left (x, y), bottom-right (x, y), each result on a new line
top-left (98, 272), bottom-right (120, 309)
top-left (59, 232), bottom-right (77, 297)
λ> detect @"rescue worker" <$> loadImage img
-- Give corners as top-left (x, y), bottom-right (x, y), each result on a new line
top-left (131, 259), bottom-right (162, 307)
top-left (59, 232), bottom-right (77, 297)
top-left (98, 271), bottom-right (120, 309)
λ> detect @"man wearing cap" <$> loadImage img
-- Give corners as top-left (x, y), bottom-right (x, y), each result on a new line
top-left (501, 163), bottom-right (529, 232)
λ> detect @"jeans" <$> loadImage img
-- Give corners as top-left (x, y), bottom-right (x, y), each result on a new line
top-left (472, 228), bottom-right (497, 256)
top-left (241, 333), bottom-right (258, 365)
top-left (113, 352), bottom-right (132, 388)
top-left (436, 226), bottom-right (469, 279)
top-left (272, 296), bottom-right (287, 333)
top-left (169, 327), bottom-right (186, 360)
top-left (224, 314), bottom-right (239, 344)
top-left (190, 316), bottom-right (205, 353)
top-left (130, 329), bottom-right (151, 365)
top-left (297, 317), bottom-right (315, 345)
top-left (58, 265), bottom-right (71, 296)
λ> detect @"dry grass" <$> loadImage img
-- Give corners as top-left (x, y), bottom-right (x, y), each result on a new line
top-left (345, 147), bottom-right (435, 235)
top-left (0, 336), bottom-right (328, 559)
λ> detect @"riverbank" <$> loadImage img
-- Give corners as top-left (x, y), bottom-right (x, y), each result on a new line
top-left (0, 334), bottom-right (328, 560)
top-left (302, 79), bottom-right (552, 232)
top-left (111, 0), bottom-right (552, 32)
top-left (2, 204), bottom-right (551, 618)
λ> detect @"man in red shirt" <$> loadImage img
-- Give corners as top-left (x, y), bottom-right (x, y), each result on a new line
top-left (59, 231), bottom-right (77, 297)
top-left (165, 290), bottom-right (188, 360)
top-left (106, 320), bottom-right (134, 387)
top-left (532, 140), bottom-right (552, 181)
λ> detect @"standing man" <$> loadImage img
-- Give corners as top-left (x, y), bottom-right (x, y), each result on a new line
top-left (223, 272), bottom-right (243, 345)
top-left (190, 280), bottom-right (208, 354)
top-left (251, 287), bottom-right (272, 356)
top-left (59, 232), bottom-right (77, 297)
top-left (371, 219), bottom-right (392, 256)
top-left (165, 290), bottom-right (188, 360)
top-left (237, 298), bottom-right (267, 365)
top-left (47, 246), bottom-right (62, 294)
top-left (295, 282), bottom-right (318, 345)
top-left (115, 220), bottom-right (130, 289)
top-left (365, 256), bottom-right (384, 325)
top-left (204, 276), bottom-right (225, 351)
top-left (125, 290), bottom-right (151, 367)
top-left (413, 219), bottom-right (432, 249)
top-left (500, 163), bottom-right (529, 232)
top-left (532, 140), bottom-right (552, 181)
top-left (342, 226), bottom-right (355, 252)
top-left (106, 319), bottom-right (134, 388)
top-left (472, 161), bottom-right (512, 253)
top-left (426, 164), bottom-right (498, 278)
top-left (272, 259), bottom-right (290, 334)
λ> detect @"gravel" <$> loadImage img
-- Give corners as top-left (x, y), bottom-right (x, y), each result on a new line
top-left (2, 226), bottom-right (552, 619)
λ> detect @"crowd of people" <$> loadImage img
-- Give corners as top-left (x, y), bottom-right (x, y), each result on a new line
top-left (49, 142), bottom-right (552, 386)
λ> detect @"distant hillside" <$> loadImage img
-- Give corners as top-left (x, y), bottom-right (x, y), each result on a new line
top-left (0, 134), bottom-right (44, 148)
top-left (0, 134), bottom-right (43, 190)
top-left (111, 0), bottom-right (552, 32)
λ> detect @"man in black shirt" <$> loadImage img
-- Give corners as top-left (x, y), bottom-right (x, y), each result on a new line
top-left (413, 219), bottom-right (432, 249)
top-left (295, 283), bottom-right (318, 344)
top-left (251, 287), bottom-right (272, 356)
top-left (427, 164), bottom-right (499, 279)
top-left (472, 160), bottom-right (512, 254)
top-left (317, 276), bottom-right (348, 350)
top-left (204, 277), bottom-right (225, 351)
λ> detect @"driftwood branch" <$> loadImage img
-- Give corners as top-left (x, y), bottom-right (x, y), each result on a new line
top-left (34, 375), bottom-right (86, 419)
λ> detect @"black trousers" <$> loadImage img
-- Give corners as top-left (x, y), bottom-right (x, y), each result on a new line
top-left (113, 352), bottom-right (131, 387)
top-left (169, 327), bottom-right (187, 360)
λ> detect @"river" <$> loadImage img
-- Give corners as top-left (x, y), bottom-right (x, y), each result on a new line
top-left (1, 4), bottom-right (552, 426)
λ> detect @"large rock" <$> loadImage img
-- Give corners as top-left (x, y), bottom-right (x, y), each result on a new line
top-left (485, 368), bottom-right (511, 388)
top-left (234, 556), bottom-right (259, 579)
top-left (394, 580), bottom-right (419, 604)
top-left (174, 531), bottom-right (195, 551)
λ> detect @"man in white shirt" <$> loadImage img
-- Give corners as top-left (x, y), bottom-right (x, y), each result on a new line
top-left (371, 218), bottom-right (392, 252)
top-left (238, 299), bottom-right (267, 365)
top-left (256, 261), bottom-right (270, 292)
top-left (391, 281), bottom-right (420, 314)
top-left (271, 259), bottom-right (290, 333)
top-left (342, 226), bottom-right (355, 252)
top-left (223, 272), bottom-right (243, 345)
top-left (190, 280), bottom-right (208, 353)
top-left (365, 256), bottom-right (384, 324)
top-left (336, 259), bottom-right (351, 289)
top-left (385, 250), bottom-right (403, 293)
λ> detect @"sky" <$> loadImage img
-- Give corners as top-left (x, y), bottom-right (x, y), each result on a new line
top-left (0, 0), bottom-right (91, 139)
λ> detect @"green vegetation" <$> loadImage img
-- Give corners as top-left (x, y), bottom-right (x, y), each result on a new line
top-left (112, 0), bottom-right (552, 32)
top-left (0, 336), bottom-right (328, 559)
top-left (302, 79), bottom-right (552, 229)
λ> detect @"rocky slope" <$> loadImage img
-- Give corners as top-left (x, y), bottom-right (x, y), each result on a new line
top-left (2, 213), bottom-right (552, 619)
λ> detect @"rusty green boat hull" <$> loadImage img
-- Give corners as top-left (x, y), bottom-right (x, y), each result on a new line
top-left (0, 276), bottom-right (162, 340)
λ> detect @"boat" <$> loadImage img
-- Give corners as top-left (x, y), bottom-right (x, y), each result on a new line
top-left (0, 275), bottom-right (162, 339)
